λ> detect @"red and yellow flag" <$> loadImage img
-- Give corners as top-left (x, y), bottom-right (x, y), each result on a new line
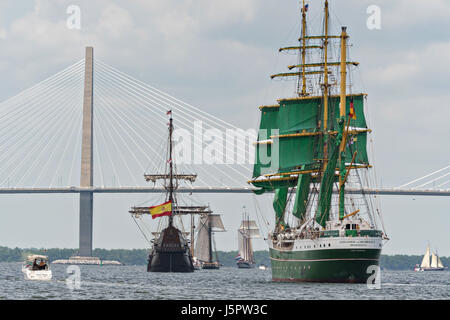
top-left (149, 200), bottom-right (172, 219)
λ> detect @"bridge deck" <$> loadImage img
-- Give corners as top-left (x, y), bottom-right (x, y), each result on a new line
top-left (0, 187), bottom-right (448, 196)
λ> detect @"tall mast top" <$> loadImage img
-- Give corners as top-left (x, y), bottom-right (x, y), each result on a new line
top-left (272, 1), bottom-right (358, 100)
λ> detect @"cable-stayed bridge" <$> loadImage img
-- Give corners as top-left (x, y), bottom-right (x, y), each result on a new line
top-left (0, 47), bottom-right (449, 256)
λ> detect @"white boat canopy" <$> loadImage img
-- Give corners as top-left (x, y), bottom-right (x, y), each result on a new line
top-left (26, 255), bottom-right (49, 262)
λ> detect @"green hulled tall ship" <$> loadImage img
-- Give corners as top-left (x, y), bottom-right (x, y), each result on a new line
top-left (249, 0), bottom-right (387, 283)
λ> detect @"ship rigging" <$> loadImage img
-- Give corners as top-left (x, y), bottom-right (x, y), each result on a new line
top-left (249, 0), bottom-right (388, 283)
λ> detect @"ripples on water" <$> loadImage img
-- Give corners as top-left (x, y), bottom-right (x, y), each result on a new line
top-left (1, 263), bottom-right (449, 300)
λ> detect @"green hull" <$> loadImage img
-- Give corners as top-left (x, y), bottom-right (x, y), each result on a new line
top-left (270, 247), bottom-right (381, 283)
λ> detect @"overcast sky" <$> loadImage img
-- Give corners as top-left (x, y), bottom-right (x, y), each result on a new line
top-left (0, 0), bottom-right (449, 256)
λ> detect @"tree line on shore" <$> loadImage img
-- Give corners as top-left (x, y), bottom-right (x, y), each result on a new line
top-left (0, 246), bottom-right (447, 270)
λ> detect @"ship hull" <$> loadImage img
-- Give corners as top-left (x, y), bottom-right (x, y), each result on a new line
top-left (147, 225), bottom-right (194, 273)
top-left (237, 261), bottom-right (254, 269)
top-left (201, 262), bottom-right (220, 270)
top-left (421, 267), bottom-right (446, 271)
top-left (269, 237), bottom-right (382, 283)
top-left (147, 250), bottom-right (194, 272)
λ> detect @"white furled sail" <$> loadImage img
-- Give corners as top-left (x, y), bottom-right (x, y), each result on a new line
top-left (420, 246), bottom-right (431, 268)
top-left (431, 253), bottom-right (438, 268)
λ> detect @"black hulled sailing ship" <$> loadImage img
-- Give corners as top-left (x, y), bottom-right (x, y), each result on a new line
top-left (129, 112), bottom-right (211, 272)
top-left (195, 211), bottom-right (226, 269)
top-left (249, 1), bottom-right (387, 282)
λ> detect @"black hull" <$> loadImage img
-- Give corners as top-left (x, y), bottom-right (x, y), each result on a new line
top-left (147, 225), bottom-right (194, 273)
top-left (237, 261), bottom-right (254, 269)
top-left (147, 250), bottom-right (194, 272)
top-left (422, 267), bottom-right (446, 271)
top-left (202, 262), bottom-right (220, 270)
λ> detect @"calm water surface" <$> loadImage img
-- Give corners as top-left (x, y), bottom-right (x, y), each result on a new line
top-left (1, 263), bottom-right (448, 300)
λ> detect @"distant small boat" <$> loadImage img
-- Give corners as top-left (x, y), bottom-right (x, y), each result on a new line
top-left (22, 254), bottom-right (52, 281)
top-left (415, 244), bottom-right (446, 271)
top-left (258, 264), bottom-right (268, 270)
top-left (192, 257), bottom-right (202, 270)
top-left (236, 210), bottom-right (261, 269)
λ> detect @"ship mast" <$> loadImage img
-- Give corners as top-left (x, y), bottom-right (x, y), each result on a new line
top-left (338, 26), bottom-right (348, 219)
top-left (208, 213), bottom-right (213, 263)
top-left (339, 27), bottom-right (347, 118)
top-left (130, 111), bottom-right (199, 224)
top-left (322, 0), bottom-right (330, 168)
top-left (168, 114), bottom-right (174, 226)
top-left (190, 213), bottom-right (195, 257)
top-left (299, 0), bottom-right (308, 96)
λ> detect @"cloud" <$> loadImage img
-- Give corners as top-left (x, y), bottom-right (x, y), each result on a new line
top-left (96, 4), bottom-right (135, 39)
top-left (381, 0), bottom-right (450, 28)
top-left (370, 40), bottom-right (450, 83)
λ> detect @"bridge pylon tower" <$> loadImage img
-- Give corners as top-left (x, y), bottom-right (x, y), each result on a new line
top-left (79, 46), bottom-right (94, 257)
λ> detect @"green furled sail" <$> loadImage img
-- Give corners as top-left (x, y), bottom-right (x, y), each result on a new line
top-left (252, 177), bottom-right (298, 190)
top-left (315, 119), bottom-right (344, 227)
top-left (273, 187), bottom-right (288, 225)
top-left (292, 166), bottom-right (311, 220)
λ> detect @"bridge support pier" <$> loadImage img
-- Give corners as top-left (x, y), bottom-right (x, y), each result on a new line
top-left (79, 191), bottom-right (93, 256)
top-left (78, 46), bottom-right (94, 257)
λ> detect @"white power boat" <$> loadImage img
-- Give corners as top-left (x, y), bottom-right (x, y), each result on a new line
top-left (192, 257), bottom-right (202, 270)
top-left (22, 254), bottom-right (52, 280)
top-left (258, 264), bottom-right (268, 270)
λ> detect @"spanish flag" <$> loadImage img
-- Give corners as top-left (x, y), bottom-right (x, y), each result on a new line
top-left (149, 201), bottom-right (172, 219)
top-left (349, 98), bottom-right (356, 120)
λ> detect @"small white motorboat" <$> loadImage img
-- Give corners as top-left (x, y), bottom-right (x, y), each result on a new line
top-left (192, 257), bottom-right (202, 270)
top-left (258, 264), bottom-right (268, 270)
top-left (22, 254), bottom-right (52, 280)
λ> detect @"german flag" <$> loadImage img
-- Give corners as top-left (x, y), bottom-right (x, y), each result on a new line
top-left (149, 201), bottom-right (172, 219)
top-left (349, 97), bottom-right (356, 120)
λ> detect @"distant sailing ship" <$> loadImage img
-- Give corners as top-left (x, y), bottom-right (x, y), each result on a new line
top-left (129, 111), bottom-right (211, 272)
top-left (194, 211), bottom-right (226, 269)
top-left (248, 1), bottom-right (387, 282)
top-left (236, 210), bottom-right (261, 268)
top-left (414, 244), bottom-right (446, 271)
